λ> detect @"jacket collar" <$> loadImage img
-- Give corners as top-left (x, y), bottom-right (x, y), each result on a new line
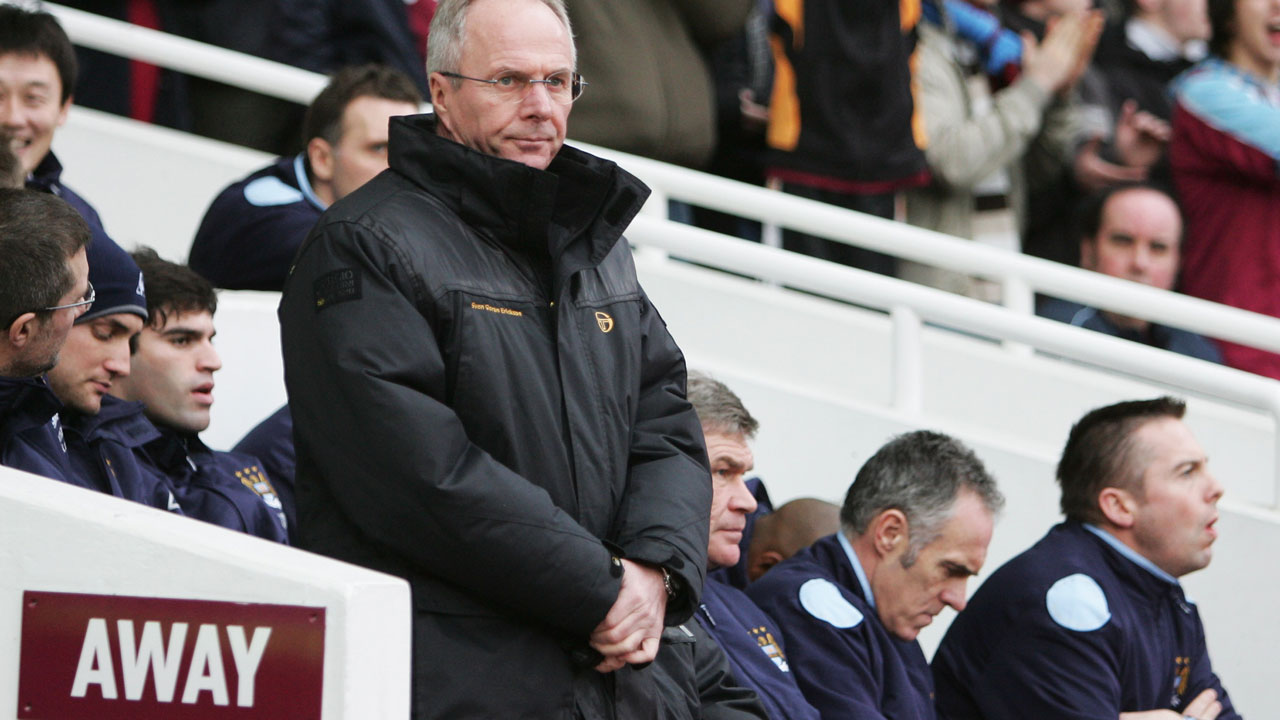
top-left (0, 375), bottom-right (63, 435)
top-left (387, 113), bottom-right (650, 272)
top-left (26, 151), bottom-right (65, 193)
top-left (145, 424), bottom-right (211, 473)
top-left (65, 395), bottom-right (162, 448)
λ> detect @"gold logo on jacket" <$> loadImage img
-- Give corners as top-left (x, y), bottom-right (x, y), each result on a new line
top-left (595, 312), bottom-right (614, 333)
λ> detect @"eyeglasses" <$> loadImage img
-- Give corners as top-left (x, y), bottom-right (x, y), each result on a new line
top-left (40, 281), bottom-right (95, 313)
top-left (439, 71), bottom-right (587, 104)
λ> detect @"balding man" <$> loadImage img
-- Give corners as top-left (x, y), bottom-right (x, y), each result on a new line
top-left (746, 498), bottom-right (841, 583)
top-left (1038, 183), bottom-right (1221, 362)
top-left (278, 0), bottom-right (711, 716)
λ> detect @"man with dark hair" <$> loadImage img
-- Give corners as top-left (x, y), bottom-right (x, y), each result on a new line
top-left (674, 373), bottom-right (819, 720)
top-left (748, 430), bottom-right (1003, 718)
top-left (189, 64), bottom-right (422, 291)
top-left (932, 397), bottom-right (1239, 720)
top-left (1037, 183), bottom-right (1221, 362)
top-left (0, 5), bottom-right (110, 238)
top-left (45, 235), bottom-right (181, 511)
top-left (1, 188), bottom-right (92, 484)
top-left (0, 189), bottom-right (92, 379)
top-left (279, 0), bottom-right (712, 715)
top-left (109, 249), bottom-right (288, 542)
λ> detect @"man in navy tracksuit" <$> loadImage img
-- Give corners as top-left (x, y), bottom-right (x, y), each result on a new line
top-left (682, 373), bottom-right (819, 720)
top-left (189, 64), bottom-right (421, 291)
top-left (46, 233), bottom-right (181, 512)
top-left (748, 431), bottom-right (1004, 719)
top-left (233, 404), bottom-right (297, 540)
top-left (108, 249), bottom-right (287, 543)
top-left (1, 190), bottom-right (92, 482)
top-left (932, 397), bottom-right (1240, 719)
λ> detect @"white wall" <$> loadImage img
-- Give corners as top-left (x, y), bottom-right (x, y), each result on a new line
top-left (0, 466), bottom-right (411, 718)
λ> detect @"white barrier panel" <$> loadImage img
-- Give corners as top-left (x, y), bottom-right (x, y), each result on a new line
top-left (54, 107), bottom-right (271, 263)
top-left (0, 468), bottom-right (411, 719)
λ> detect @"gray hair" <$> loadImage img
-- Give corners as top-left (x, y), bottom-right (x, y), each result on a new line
top-left (426, 0), bottom-right (576, 81)
top-left (841, 430), bottom-right (1003, 566)
top-left (687, 371), bottom-right (759, 439)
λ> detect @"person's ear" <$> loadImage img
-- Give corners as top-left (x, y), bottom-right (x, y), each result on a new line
top-left (748, 550), bottom-right (785, 582)
top-left (871, 509), bottom-right (909, 560)
top-left (7, 312), bottom-right (40, 349)
top-left (429, 72), bottom-right (452, 116)
top-left (1099, 487), bottom-right (1139, 529)
top-left (307, 136), bottom-right (335, 184)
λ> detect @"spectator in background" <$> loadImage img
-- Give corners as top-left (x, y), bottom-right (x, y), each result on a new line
top-left (903, 0), bottom-right (1101, 299)
top-left (684, 372), bottom-right (821, 720)
top-left (563, 0), bottom-right (752, 169)
top-left (57, 0), bottom-right (190, 132)
top-left (1038, 183), bottom-right (1222, 361)
top-left (1002, 0), bottom-right (1148, 268)
top-left (1081, 0), bottom-right (1210, 141)
top-left (46, 234), bottom-right (182, 512)
top-left (748, 430), bottom-right (1003, 719)
top-left (0, 5), bottom-right (114, 243)
top-left (692, 0), bottom-right (774, 241)
top-left (189, 65), bottom-right (421, 291)
top-left (745, 498), bottom-right (840, 583)
top-left (0, 189), bottom-right (92, 482)
top-left (163, 0), bottom-right (301, 155)
top-left (933, 397), bottom-right (1239, 719)
top-left (1169, 0), bottom-right (1280, 380)
top-left (109, 249), bottom-right (288, 542)
top-left (765, 0), bottom-right (931, 275)
top-left (266, 0), bottom-right (432, 95)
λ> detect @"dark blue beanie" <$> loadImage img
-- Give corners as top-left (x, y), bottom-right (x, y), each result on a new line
top-left (78, 234), bottom-right (147, 323)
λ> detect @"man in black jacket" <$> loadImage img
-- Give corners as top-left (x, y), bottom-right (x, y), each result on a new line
top-left (278, 0), bottom-right (712, 717)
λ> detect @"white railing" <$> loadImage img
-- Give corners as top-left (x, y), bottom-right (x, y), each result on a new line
top-left (625, 216), bottom-right (1280, 501)
top-left (40, 2), bottom-right (326, 104)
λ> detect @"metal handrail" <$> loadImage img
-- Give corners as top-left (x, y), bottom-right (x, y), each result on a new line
top-left (591, 144), bottom-right (1280, 355)
top-left (40, 2), bottom-right (327, 104)
top-left (626, 215), bottom-right (1280, 501)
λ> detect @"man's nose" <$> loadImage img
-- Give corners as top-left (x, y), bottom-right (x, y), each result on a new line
top-left (518, 81), bottom-right (555, 116)
top-left (940, 580), bottom-right (969, 612)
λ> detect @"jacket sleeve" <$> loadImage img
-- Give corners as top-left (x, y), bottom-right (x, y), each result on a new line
top-left (1174, 70), bottom-right (1280, 183)
top-left (692, 621), bottom-right (771, 720)
top-left (611, 294), bottom-right (712, 624)
top-left (916, 26), bottom-right (1054, 190)
top-left (1188, 605), bottom-right (1242, 720)
top-left (279, 218), bottom-right (622, 637)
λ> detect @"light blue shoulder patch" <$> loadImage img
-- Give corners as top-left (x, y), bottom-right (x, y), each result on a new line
top-left (799, 578), bottom-right (864, 629)
top-left (244, 176), bottom-right (304, 207)
top-left (1045, 573), bottom-right (1111, 632)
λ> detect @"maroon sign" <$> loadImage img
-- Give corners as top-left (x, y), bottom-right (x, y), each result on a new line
top-left (17, 591), bottom-right (325, 719)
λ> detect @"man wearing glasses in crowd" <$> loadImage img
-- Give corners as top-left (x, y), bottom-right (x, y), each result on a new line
top-left (280, 0), bottom-right (714, 718)
top-left (1, 188), bottom-right (93, 483)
